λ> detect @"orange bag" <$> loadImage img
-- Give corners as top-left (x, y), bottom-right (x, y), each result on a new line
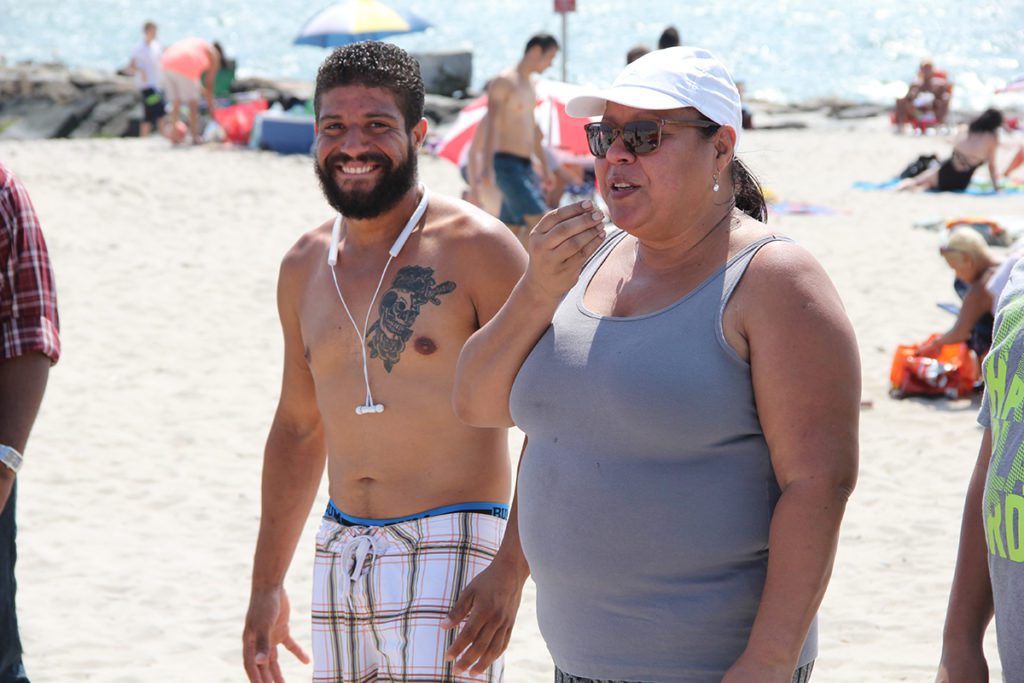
top-left (889, 334), bottom-right (980, 399)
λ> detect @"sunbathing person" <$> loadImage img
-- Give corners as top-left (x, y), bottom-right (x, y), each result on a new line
top-left (898, 109), bottom-right (1002, 193)
top-left (920, 228), bottom-right (1001, 358)
top-left (894, 59), bottom-right (951, 133)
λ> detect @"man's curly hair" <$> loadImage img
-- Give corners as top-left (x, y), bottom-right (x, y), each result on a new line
top-left (314, 41), bottom-right (425, 131)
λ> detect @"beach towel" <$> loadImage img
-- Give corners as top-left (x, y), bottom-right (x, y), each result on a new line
top-left (853, 177), bottom-right (1024, 195)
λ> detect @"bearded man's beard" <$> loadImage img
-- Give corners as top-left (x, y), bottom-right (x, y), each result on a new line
top-left (315, 143), bottom-right (418, 219)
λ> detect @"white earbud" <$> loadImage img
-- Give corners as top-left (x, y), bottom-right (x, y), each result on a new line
top-left (328, 214), bottom-right (341, 266)
top-left (355, 404), bottom-right (384, 415)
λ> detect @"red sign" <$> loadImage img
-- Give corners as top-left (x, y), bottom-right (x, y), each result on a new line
top-left (554, 0), bottom-right (576, 12)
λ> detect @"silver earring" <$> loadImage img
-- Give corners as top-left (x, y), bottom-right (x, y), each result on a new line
top-left (712, 173), bottom-right (720, 193)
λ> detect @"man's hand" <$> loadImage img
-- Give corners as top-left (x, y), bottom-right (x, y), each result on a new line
top-left (243, 586), bottom-right (310, 683)
top-left (442, 557), bottom-right (528, 675)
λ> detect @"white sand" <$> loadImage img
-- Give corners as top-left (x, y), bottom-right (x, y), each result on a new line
top-left (3, 122), bottom-right (1023, 681)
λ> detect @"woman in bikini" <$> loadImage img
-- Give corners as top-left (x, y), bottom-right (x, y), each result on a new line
top-left (899, 108), bottom-right (1003, 192)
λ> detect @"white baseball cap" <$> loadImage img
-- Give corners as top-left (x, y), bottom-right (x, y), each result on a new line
top-left (566, 46), bottom-right (742, 147)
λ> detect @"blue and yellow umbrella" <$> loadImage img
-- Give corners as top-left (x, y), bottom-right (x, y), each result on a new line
top-left (294, 0), bottom-right (431, 47)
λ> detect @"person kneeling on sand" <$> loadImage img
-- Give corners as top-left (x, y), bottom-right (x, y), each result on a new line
top-left (897, 109), bottom-right (1002, 193)
top-left (920, 227), bottom-right (1001, 359)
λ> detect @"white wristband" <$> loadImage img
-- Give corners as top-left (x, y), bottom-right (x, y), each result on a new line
top-left (0, 445), bottom-right (23, 474)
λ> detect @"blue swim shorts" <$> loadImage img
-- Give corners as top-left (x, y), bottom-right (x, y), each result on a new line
top-left (494, 151), bottom-right (546, 226)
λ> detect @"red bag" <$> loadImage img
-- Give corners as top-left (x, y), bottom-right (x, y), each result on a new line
top-left (889, 334), bottom-right (980, 399)
top-left (212, 99), bottom-right (269, 144)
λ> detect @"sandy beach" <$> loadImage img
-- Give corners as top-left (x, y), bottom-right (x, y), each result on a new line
top-left (3, 116), bottom-right (1024, 681)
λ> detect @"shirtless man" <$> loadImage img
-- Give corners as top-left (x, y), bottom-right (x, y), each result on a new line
top-left (477, 34), bottom-right (559, 243)
top-left (242, 42), bottom-right (528, 683)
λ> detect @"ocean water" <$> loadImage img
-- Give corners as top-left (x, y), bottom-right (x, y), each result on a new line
top-left (2, 0), bottom-right (1023, 110)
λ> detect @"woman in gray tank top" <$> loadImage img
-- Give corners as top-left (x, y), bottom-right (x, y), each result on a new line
top-left (452, 47), bottom-right (860, 683)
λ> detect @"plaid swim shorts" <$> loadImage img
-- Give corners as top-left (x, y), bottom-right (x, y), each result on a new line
top-left (312, 510), bottom-right (506, 682)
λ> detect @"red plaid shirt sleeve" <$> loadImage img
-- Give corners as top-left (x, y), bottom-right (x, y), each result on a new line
top-left (0, 163), bottom-right (60, 364)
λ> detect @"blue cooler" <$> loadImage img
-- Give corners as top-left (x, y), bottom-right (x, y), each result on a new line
top-left (254, 111), bottom-right (316, 154)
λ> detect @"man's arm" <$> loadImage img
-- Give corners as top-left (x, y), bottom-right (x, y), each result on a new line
top-left (465, 113), bottom-right (491, 206)
top-left (0, 167), bottom-right (60, 513)
top-left (479, 78), bottom-right (511, 185)
top-left (723, 244), bottom-right (860, 682)
top-left (0, 352), bottom-right (50, 512)
top-left (243, 251), bottom-right (323, 682)
top-left (532, 123), bottom-right (553, 194)
top-left (935, 429), bottom-right (994, 683)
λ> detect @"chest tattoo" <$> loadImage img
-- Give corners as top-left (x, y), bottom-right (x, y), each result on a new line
top-left (366, 265), bottom-right (456, 372)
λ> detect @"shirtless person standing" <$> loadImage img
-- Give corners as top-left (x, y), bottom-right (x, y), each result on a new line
top-left (478, 34), bottom-right (559, 243)
top-left (242, 42), bottom-right (528, 683)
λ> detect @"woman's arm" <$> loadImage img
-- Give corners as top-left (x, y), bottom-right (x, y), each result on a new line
top-left (922, 279), bottom-right (994, 352)
top-left (453, 202), bottom-right (605, 427)
top-left (723, 243), bottom-right (860, 681)
top-left (987, 138), bottom-right (1000, 192)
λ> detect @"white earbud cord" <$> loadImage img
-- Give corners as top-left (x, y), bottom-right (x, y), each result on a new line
top-left (326, 187), bottom-right (430, 415)
top-left (329, 255), bottom-right (393, 412)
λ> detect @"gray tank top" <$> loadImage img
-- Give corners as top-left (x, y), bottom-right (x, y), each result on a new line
top-left (510, 229), bottom-right (817, 682)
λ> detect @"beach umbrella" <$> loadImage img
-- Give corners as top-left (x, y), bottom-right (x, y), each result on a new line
top-left (434, 79), bottom-right (592, 168)
top-left (294, 0), bottom-right (431, 48)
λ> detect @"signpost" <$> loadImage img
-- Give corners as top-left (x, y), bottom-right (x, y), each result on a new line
top-left (554, 0), bottom-right (575, 82)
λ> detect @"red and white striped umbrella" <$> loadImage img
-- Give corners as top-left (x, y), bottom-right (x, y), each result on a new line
top-left (434, 79), bottom-right (593, 168)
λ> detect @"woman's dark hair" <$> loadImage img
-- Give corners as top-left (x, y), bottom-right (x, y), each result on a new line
top-left (969, 108), bottom-right (1003, 133)
top-left (314, 41), bottom-right (424, 132)
top-left (696, 119), bottom-right (767, 222)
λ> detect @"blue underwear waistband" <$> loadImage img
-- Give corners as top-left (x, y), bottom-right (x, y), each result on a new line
top-left (324, 499), bottom-right (510, 527)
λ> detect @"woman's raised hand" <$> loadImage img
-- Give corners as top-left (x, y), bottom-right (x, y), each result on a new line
top-left (523, 200), bottom-right (606, 303)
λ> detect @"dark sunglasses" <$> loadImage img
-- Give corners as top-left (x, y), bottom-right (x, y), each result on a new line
top-left (583, 118), bottom-right (719, 158)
